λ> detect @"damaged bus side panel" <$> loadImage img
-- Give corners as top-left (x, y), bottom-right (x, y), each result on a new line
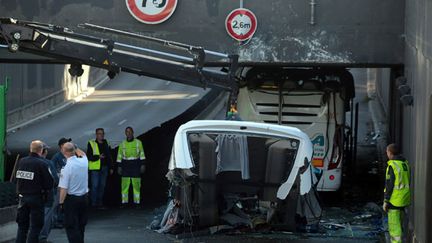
top-left (159, 120), bottom-right (322, 233)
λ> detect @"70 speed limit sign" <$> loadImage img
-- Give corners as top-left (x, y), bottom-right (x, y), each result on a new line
top-left (225, 8), bottom-right (257, 41)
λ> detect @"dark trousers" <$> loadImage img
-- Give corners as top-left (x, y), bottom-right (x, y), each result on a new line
top-left (64, 194), bottom-right (88, 243)
top-left (39, 191), bottom-right (59, 240)
top-left (16, 194), bottom-right (44, 243)
top-left (90, 166), bottom-right (108, 206)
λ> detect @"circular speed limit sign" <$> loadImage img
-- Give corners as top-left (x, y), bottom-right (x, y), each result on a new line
top-left (225, 8), bottom-right (258, 41)
top-left (126, 0), bottom-right (178, 24)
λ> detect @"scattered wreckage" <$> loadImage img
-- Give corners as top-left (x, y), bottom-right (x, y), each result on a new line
top-left (153, 120), bottom-right (322, 234)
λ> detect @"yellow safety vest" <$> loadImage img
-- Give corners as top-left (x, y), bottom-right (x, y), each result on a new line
top-left (116, 139), bottom-right (145, 162)
top-left (385, 159), bottom-right (411, 207)
top-left (88, 140), bottom-right (101, 170)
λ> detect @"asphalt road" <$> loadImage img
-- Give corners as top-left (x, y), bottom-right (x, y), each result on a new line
top-left (7, 72), bottom-right (206, 152)
top-left (47, 207), bottom-right (378, 243)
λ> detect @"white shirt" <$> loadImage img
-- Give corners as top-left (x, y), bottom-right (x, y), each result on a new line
top-left (58, 155), bottom-right (89, 196)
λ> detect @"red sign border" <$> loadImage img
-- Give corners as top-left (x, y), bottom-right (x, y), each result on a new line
top-left (126, 0), bottom-right (178, 24)
top-left (225, 8), bottom-right (258, 41)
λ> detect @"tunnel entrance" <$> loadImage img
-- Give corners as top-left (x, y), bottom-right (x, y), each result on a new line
top-left (4, 68), bottom-right (397, 203)
top-left (3, 67), bottom-right (402, 209)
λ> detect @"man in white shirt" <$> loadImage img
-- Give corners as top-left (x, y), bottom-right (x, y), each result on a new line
top-left (58, 143), bottom-right (88, 243)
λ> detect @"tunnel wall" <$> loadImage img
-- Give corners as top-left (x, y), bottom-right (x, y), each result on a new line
top-left (374, 0), bottom-right (432, 240)
top-left (398, 0), bottom-right (432, 242)
top-left (0, 64), bottom-right (107, 129)
top-left (367, 68), bottom-right (391, 166)
top-left (373, 69), bottom-right (391, 118)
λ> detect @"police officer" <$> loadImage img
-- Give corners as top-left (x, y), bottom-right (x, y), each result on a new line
top-left (383, 143), bottom-right (411, 243)
top-left (86, 128), bottom-right (113, 208)
top-left (58, 142), bottom-right (89, 243)
top-left (117, 127), bottom-right (146, 206)
top-left (13, 140), bottom-right (53, 243)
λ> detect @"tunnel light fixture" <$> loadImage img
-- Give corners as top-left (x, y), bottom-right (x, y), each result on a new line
top-left (396, 76), bottom-right (407, 86)
top-left (400, 95), bottom-right (414, 106)
top-left (398, 84), bottom-right (411, 96)
top-left (396, 77), bottom-right (413, 106)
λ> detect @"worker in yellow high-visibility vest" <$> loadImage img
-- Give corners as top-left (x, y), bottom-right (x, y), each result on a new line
top-left (383, 143), bottom-right (411, 243)
top-left (117, 127), bottom-right (146, 206)
top-left (86, 128), bottom-right (113, 208)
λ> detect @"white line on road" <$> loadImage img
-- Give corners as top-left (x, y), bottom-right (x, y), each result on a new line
top-left (118, 119), bottom-right (127, 126)
top-left (144, 99), bottom-right (153, 105)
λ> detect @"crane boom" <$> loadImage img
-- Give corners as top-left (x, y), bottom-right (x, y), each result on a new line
top-left (0, 18), bottom-right (238, 91)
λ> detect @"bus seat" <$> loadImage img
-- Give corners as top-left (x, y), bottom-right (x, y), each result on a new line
top-left (323, 80), bottom-right (341, 92)
top-left (262, 140), bottom-right (296, 201)
top-left (188, 134), bottom-right (218, 227)
top-left (302, 80), bottom-right (322, 90)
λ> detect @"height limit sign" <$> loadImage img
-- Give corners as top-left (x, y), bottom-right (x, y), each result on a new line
top-left (225, 8), bottom-right (257, 42)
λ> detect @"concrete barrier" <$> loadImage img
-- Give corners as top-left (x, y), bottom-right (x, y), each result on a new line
top-left (6, 65), bottom-right (109, 132)
top-left (0, 206), bottom-right (17, 243)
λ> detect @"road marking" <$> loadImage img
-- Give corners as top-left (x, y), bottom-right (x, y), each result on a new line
top-left (118, 119), bottom-right (127, 126)
top-left (144, 99), bottom-right (153, 105)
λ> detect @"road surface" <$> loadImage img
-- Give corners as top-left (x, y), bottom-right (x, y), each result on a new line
top-left (7, 72), bottom-right (206, 152)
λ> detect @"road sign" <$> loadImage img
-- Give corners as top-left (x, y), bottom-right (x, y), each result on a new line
top-left (126, 0), bottom-right (178, 24)
top-left (225, 8), bottom-right (257, 41)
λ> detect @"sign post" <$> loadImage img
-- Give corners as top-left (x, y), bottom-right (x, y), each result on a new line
top-left (225, 8), bottom-right (258, 42)
top-left (126, 0), bottom-right (178, 24)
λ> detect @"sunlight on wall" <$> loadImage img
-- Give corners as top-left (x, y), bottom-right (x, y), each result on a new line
top-left (81, 90), bottom-right (200, 102)
top-left (63, 64), bottom-right (91, 100)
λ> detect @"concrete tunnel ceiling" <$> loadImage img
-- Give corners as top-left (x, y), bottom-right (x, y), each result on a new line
top-left (0, 0), bottom-right (404, 65)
